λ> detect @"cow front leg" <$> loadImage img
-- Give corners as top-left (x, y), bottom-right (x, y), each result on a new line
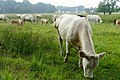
top-left (58, 36), bottom-right (63, 56)
top-left (78, 57), bottom-right (83, 68)
top-left (64, 40), bottom-right (70, 63)
top-left (78, 47), bottom-right (83, 68)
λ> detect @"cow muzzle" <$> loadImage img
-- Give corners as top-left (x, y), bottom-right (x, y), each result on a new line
top-left (84, 68), bottom-right (93, 78)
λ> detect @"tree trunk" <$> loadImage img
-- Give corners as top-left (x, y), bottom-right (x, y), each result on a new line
top-left (103, 12), bottom-right (105, 15)
top-left (109, 12), bottom-right (112, 15)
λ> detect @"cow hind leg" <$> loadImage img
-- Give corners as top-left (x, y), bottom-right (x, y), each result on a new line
top-left (64, 40), bottom-right (70, 63)
top-left (58, 36), bottom-right (64, 56)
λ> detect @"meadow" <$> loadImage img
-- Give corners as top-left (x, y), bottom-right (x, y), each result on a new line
top-left (0, 14), bottom-right (120, 80)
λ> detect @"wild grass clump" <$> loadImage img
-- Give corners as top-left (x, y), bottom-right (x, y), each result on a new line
top-left (0, 26), bottom-right (40, 56)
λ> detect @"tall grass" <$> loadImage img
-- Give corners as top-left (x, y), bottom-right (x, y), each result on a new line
top-left (0, 26), bottom-right (39, 56)
top-left (0, 14), bottom-right (120, 80)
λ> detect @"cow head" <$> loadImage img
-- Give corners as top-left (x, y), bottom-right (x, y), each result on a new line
top-left (80, 51), bottom-right (106, 78)
top-left (100, 20), bottom-right (103, 23)
top-left (98, 19), bottom-right (103, 23)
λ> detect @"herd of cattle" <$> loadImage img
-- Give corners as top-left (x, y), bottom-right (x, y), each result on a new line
top-left (0, 14), bottom-right (120, 26)
top-left (0, 14), bottom-right (49, 26)
top-left (0, 13), bottom-right (120, 78)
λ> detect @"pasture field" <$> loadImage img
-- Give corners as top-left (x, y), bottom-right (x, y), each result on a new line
top-left (0, 14), bottom-right (120, 80)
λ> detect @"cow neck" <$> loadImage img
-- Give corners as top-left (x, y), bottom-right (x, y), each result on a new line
top-left (80, 26), bottom-right (96, 55)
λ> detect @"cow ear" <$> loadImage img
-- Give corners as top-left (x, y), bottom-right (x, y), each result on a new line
top-left (79, 50), bottom-right (91, 60)
top-left (98, 52), bottom-right (106, 59)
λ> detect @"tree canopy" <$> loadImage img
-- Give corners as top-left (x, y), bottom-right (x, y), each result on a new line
top-left (97, 0), bottom-right (120, 14)
top-left (0, 0), bottom-right (56, 13)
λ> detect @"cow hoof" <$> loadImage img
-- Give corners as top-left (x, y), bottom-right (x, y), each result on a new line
top-left (64, 57), bottom-right (68, 63)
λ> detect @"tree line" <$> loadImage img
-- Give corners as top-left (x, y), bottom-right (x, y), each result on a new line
top-left (56, 6), bottom-right (96, 13)
top-left (0, 0), bottom-right (120, 14)
top-left (0, 0), bottom-right (57, 13)
top-left (56, 0), bottom-right (120, 14)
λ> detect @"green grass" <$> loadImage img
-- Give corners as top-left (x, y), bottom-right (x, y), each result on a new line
top-left (0, 14), bottom-right (120, 80)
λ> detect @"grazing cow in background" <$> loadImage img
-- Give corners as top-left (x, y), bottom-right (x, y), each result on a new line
top-left (22, 14), bottom-right (38, 24)
top-left (41, 18), bottom-right (48, 25)
top-left (17, 14), bottom-right (38, 24)
top-left (36, 14), bottom-right (42, 18)
top-left (0, 14), bottom-right (9, 22)
top-left (54, 14), bottom-right (106, 78)
top-left (11, 19), bottom-right (24, 26)
top-left (16, 14), bottom-right (22, 19)
top-left (114, 19), bottom-right (120, 26)
top-left (36, 14), bottom-right (42, 21)
top-left (87, 15), bottom-right (103, 24)
top-left (20, 14), bottom-right (28, 19)
top-left (52, 15), bottom-right (60, 23)
top-left (16, 14), bottom-right (28, 20)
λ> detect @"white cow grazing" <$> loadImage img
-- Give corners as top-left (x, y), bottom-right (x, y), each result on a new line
top-left (0, 14), bottom-right (9, 22)
top-left (41, 18), bottom-right (48, 25)
top-left (52, 15), bottom-right (60, 23)
top-left (54, 14), bottom-right (106, 78)
top-left (16, 14), bottom-right (22, 18)
top-left (87, 15), bottom-right (103, 24)
top-left (36, 14), bottom-right (42, 18)
top-left (21, 14), bottom-right (38, 23)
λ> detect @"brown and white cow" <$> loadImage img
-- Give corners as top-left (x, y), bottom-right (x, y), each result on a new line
top-left (11, 19), bottom-right (24, 26)
top-left (114, 19), bottom-right (120, 26)
top-left (54, 14), bottom-right (106, 78)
